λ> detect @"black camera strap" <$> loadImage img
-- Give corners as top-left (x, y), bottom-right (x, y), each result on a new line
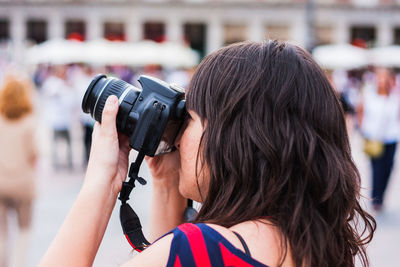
top-left (118, 151), bottom-right (150, 252)
top-left (118, 102), bottom-right (164, 252)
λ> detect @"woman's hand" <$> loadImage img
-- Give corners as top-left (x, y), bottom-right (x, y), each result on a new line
top-left (147, 141), bottom-right (186, 241)
top-left (85, 95), bottom-right (130, 197)
top-left (145, 150), bottom-right (180, 186)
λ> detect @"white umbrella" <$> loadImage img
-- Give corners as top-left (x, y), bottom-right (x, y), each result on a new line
top-left (84, 39), bottom-right (127, 65)
top-left (26, 38), bottom-right (85, 65)
top-left (312, 44), bottom-right (368, 70)
top-left (126, 41), bottom-right (163, 66)
top-left (160, 42), bottom-right (200, 68)
top-left (27, 38), bottom-right (200, 67)
top-left (84, 39), bottom-right (162, 66)
top-left (85, 40), bottom-right (199, 67)
top-left (369, 45), bottom-right (400, 68)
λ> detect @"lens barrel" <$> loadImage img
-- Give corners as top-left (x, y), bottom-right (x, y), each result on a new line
top-left (82, 74), bottom-right (141, 123)
top-left (82, 74), bottom-right (106, 116)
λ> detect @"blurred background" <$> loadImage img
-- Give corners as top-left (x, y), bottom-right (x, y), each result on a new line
top-left (0, 0), bottom-right (399, 266)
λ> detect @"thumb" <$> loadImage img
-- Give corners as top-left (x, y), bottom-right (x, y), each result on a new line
top-left (100, 95), bottom-right (119, 137)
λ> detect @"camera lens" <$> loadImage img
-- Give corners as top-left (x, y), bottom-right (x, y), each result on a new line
top-left (82, 74), bottom-right (186, 156)
top-left (82, 74), bottom-right (141, 131)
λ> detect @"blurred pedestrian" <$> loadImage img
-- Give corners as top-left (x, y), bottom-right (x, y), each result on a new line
top-left (358, 67), bottom-right (400, 212)
top-left (33, 64), bottom-right (49, 89)
top-left (41, 66), bottom-right (74, 170)
top-left (0, 77), bottom-right (38, 267)
top-left (71, 65), bottom-right (95, 165)
top-left (327, 69), bottom-right (356, 134)
top-left (166, 68), bottom-right (190, 88)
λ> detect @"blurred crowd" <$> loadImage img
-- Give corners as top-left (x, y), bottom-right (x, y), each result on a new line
top-left (34, 63), bottom-right (192, 169)
top-left (0, 61), bottom-right (399, 267)
top-left (0, 62), bottom-right (193, 267)
top-left (329, 67), bottom-right (400, 213)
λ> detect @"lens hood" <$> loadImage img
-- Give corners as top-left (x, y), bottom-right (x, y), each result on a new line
top-left (82, 74), bottom-right (107, 114)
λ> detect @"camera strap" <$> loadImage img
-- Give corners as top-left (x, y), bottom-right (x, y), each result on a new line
top-left (118, 102), bottom-right (164, 252)
top-left (118, 151), bottom-right (150, 252)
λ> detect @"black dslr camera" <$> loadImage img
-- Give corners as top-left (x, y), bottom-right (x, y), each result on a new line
top-left (82, 74), bottom-right (186, 252)
top-left (82, 74), bottom-right (186, 156)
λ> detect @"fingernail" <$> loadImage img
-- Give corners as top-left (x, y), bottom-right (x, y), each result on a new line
top-left (107, 95), bottom-right (118, 105)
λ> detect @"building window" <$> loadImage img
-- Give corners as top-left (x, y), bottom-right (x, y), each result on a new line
top-left (104, 22), bottom-right (125, 41)
top-left (224, 24), bottom-right (247, 45)
top-left (27, 19), bottom-right (47, 44)
top-left (65, 20), bottom-right (86, 41)
top-left (350, 26), bottom-right (376, 48)
top-left (315, 25), bottom-right (333, 45)
top-left (265, 24), bottom-right (290, 41)
top-left (143, 22), bottom-right (165, 42)
top-left (394, 28), bottom-right (400, 45)
top-left (0, 19), bottom-right (9, 41)
top-left (184, 23), bottom-right (206, 58)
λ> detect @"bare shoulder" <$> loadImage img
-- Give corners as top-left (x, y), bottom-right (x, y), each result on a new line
top-left (120, 221), bottom-right (295, 267)
top-left (207, 220), bottom-right (295, 267)
top-left (120, 233), bottom-right (173, 267)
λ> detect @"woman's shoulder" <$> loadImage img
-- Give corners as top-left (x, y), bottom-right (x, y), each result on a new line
top-left (208, 220), bottom-right (294, 267)
top-left (122, 221), bottom-right (294, 267)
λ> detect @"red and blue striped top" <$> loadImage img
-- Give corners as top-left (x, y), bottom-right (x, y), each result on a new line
top-left (162, 223), bottom-right (269, 267)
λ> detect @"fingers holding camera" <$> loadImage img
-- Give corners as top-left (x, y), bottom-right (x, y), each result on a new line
top-left (145, 150), bottom-right (180, 185)
top-left (147, 150), bottom-right (186, 241)
top-left (118, 133), bottom-right (130, 154)
top-left (90, 95), bottom-right (120, 160)
top-left (100, 95), bottom-right (119, 138)
top-left (117, 133), bottom-right (131, 180)
top-left (85, 95), bottom-right (128, 196)
top-left (89, 95), bottom-right (119, 153)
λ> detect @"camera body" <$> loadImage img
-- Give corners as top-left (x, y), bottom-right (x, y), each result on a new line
top-left (82, 74), bottom-right (186, 156)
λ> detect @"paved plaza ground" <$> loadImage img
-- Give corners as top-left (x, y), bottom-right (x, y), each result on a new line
top-left (7, 121), bottom-right (399, 267)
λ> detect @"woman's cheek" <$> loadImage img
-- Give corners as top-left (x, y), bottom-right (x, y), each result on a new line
top-left (178, 161), bottom-right (197, 199)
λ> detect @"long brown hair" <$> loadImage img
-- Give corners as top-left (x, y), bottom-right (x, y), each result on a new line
top-left (186, 41), bottom-right (375, 267)
top-left (0, 77), bottom-right (33, 120)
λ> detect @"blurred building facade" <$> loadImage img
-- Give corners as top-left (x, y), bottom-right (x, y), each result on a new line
top-left (0, 0), bottom-right (400, 64)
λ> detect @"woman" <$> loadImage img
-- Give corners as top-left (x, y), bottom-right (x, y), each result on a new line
top-left (40, 41), bottom-right (375, 267)
top-left (0, 77), bottom-right (38, 267)
top-left (358, 67), bottom-right (400, 212)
